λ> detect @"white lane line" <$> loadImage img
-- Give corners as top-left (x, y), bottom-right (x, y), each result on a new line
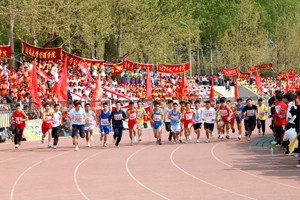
top-left (170, 145), bottom-right (256, 200)
top-left (126, 146), bottom-right (170, 200)
top-left (74, 150), bottom-right (109, 200)
top-left (212, 143), bottom-right (300, 190)
top-left (10, 151), bottom-right (70, 200)
top-left (0, 153), bottom-right (32, 164)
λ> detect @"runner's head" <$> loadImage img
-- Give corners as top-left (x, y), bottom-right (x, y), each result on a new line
top-left (226, 100), bottom-right (231, 107)
top-left (258, 98), bottom-right (263, 106)
top-left (237, 98), bottom-right (242, 105)
top-left (204, 100), bottom-right (211, 109)
top-left (85, 103), bottom-right (90, 111)
top-left (154, 102), bottom-right (160, 110)
top-left (194, 100), bottom-right (200, 109)
top-left (73, 100), bottom-right (79, 106)
top-left (15, 104), bottom-right (21, 112)
top-left (185, 102), bottom-right (191, 110)
top-left (103, 102), bottom-right (108, 110)
top-left (284, 91), bottom-right (293, 103)
top-left (44, 103), bottom-right (50, 111)
top-left (75, 102), bottom-right (81, 111)
top-left (137, 101), bottom-right (142, 108)
top-left (275, 93), bottom-right (283, 103)
top-left (246, 98), bottom-right (252, 106)
top-left (54, 104), bottom-right (60, 112)
top-left (220, 98), bottom-right (226, 107)
top-left (116, 101), bottom-right (121, 110)
top-left (168, 100), bottom-right (173, 108)
top-left (129, 101), bottom-right (134, 109)
top-left (173, 103), bottom-right (178, 110)
top-left (180, 101), bottom-right (185, 108)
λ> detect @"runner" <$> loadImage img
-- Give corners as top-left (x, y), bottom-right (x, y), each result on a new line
top-left (109, 101), bottom-right (126, 147)
top-left (11, 104), bottom-right (28, 148)
top-left (257, 98), bottom-right (268, 136)
top-left (99, 102), bottom-right (110, 147)
top-left (41, 103), bottom-right (53, 148)
top-left (242, 98), bottom-right (258, 141)
top-left (126, 101), bottom-right (137, 146)
top-left (179, 101), bottom-right (186, 140)
top-left (136, 101), bottom-right (149, 142)
top-left (227, 100), bottom-right (235, 134)
top-left (182, 102), bottom-right (197, 144)
top-left (216, 98), bottom-right (233, 141)
top-left (69, 102), bottom-right (86, 151)
top-left (202, 100), bottom-right (216, 143)
top-left (84, 103), bottom-right (96, 147)
top-left (193, 100), bottom-right (203, 143)
top-left (150, 102), bottom-right (164, 145)
top-left (233, 98), bottom-right (244, 140)
top-left (164, 100), bottom-right (173, 142)
top-left (51, 104), bottom-right (62, 149)
top-left (168, 102), bottom-right (182, 143)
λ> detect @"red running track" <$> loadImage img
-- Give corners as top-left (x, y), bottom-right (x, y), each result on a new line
top-left (1, 120), bottom-right (300, 200)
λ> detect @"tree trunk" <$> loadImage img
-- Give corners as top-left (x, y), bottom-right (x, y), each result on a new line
top-left (210, 40), bottom-right (213, 75)
top-left (117, 10), bottom-right (122, 57)
top-left (9, 0), bottom-right (15, 67)
top-left (94, 40), bottom-right (98, 59)
top-left (196, 40), bottom-right (199, 75)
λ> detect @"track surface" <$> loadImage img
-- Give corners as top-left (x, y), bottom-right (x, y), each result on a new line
top-left (1, 120), bottom-right (300, 200)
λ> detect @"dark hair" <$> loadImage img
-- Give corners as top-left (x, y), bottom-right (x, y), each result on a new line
top-left (168, 100), bottom-right (173, 104)
top-left (115, 101), bottom-right (121, 105)
top-left (226, 100), bottom-right (231, 103)
top-left (180, 101), bottom-right (185, 105)
top-left (54, 104), bottom-right (60, 108)
top-left (220, 98), bottom-right (226, 103)
top-left (85, 103), bottom-right (90, 107)
top-left (246, 98), bottom-right (252, 102)
top-left (173, 103), bottom-right (178, 106)
top-left (129, 101), bottom-right (134, 105)
top-left (103, 102), bottom-right (108, 106)
top-left (258, 98), bottom-right (263, 102)
top-left (276, 93), bottom-right (283, 101)
top-left (194, 100), bottom-right (200, 104)
top-left (44, 103), bottom-right (49, 108)
top-left (73, 100), bottom-right (79, 105)
top-left (204, 100), bottom-right (210, 104)
top-left (216, 100), bottom-right (220, 104)
top-left (275, 90), bottom-right (281, 95)
top-left (15, 104), bottom-right (21, 108)
top-left (137, 101), bottom-right (142, 104)
top-left (237, 98), bottom-right (243, 102)
top-left (154, 102), bottom-right (160, 106)
top-left (284, 91), bottom-right (294, 102)
top-left (75, 102), bottom-right (81, 107)
top-left (185, 102), bottom-right (191, 106)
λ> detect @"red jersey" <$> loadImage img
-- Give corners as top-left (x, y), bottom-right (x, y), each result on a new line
top-left (184, 109), bottom-right (193, 126)
top-left (128, 109), bottom-right (137, 124)
top-left (42, 111), bottom-right (52, 128)
top-left (275, 101), bottom-right (286, 125)
top-left (219, 105), bottom-right (230, 121)
top-left (13, 111), bottom-right (25, 129)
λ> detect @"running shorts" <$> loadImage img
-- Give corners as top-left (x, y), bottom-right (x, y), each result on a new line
top-left (171, 125), bottom-right (181, 133)
top-left (244, 120), bottom-right (256, 131)
top-left (193, 123), bottom-right (202, 130)
top-left (204, 123), bottom-right (214, 132)
top-left (100, 126), bottom-right (110, 134)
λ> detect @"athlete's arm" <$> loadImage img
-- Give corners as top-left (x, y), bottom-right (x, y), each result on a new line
top-left (227, 106), bottom-right (233, 118)
top-left (126, 110), bottom-right (129, 119)
top-left (193, 110), bottom-right (198, 122)
top-left (69, 118), bottom-right (73, 131)
top-left (150, 111), bottom-right (154, 123)
top-left (161, 111), bottom-right (165, 124)
top-left (59, 112), bottom-right (62, 125)
top-left (168, 111), bottom-right (172, 121)
top-left (143, 109), bottom-right (149, 118)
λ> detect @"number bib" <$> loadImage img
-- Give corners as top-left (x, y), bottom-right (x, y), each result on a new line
top-left (15, 117), bottom-right (22, 124)
top-left (129, 112), bottom-right (136, 120)
top-left (235, 111), bottom-right (241, 116)
top-left (74, 115), bottom-right (83, 122)
top-left (101, 118), bottom-right (109, 125)
top-left (138, 112), bottom-right (143, 119)
top-left (258, 110), bottom-right (264, 116)
top-left (52, 114), bottom-right (60, 126)
top-left (186, 113), bottom-right (193, 120)
top-left (205, 112), bottom-right (212, 118)
top-left (171, 115), bottom-right (178, 121)
top-left (247, 110), bottom-right (255, 116)
top-left (114, 114), bottom-right (122, 120)
top-left (154, 114), bottom-right (161, 121)
top-left (86, 116), bottom-right (94, 123)
top-left (220, 110), bottom-right (228, 116)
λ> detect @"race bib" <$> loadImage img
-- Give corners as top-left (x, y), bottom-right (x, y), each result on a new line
top-left (220, 110), bottom-right (228, 116)
top-left (186, 113), bottom-right (193, 120)
top-left (129, 112), bottom-right (136, 120)
top-left (171, 115), bottom-right (178, 121)
top-left (101, 118), bottom-right (109, 125)
top-left (114, 114), bottom-right (122, 120)
top-left (153, 114), bottom-right (161, 121)
top-left (86, 117), bottom-right (93, 123)
top-left (247, 110), bottom-right (255, 116)
top-left (15, 117), bottom-right (22, 124)
top-left (45, 116), bottom-right (52, 120)
top-left (74, 114), bottom-right (83, 122)
top-left (138, 112), bottom-right (143, 119)
top-left (235, 111), bottom-right (241, 116)
top-left (258, 110), bottom-right (264, 116)
top-left (205, 112), bottom-right (212, 118)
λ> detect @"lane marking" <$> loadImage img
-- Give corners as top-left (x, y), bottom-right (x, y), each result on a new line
top-left (10, 151), bottom-right (70, 200)
top-left (212, 143), bottom-right (300, 190)
top-left (170, 145), bottom-right (256, 200)
top-left (126, 146), bottom-right (170, 200)
top-left (74, 150), bottom-right (109, 200)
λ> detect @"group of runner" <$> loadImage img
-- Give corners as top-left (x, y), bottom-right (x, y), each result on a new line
top-left (11, 97), bottom-right (268, 150)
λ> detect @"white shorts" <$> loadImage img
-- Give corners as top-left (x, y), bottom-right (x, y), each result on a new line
top-left (171, 125), bottom-right (181, 133)
top-left (84, 125), bottom-right (94, 132)
top-left (137, 123), bottom-right (144, 130)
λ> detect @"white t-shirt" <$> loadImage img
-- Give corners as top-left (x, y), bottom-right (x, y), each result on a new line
top-left (164, 106), bottom-right (172, 122)
top-left (283, 128), bottom-right (298, 147)
top-left (202, 107), bottom-right (216, 124)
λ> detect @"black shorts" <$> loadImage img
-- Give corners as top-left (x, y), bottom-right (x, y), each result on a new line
top-left (165, 122), bottom-right (171, 132)
top-left (193, 123), bottom-right (202, 130)
top-left (204, 123), bottom-right (214, 132)
top-left (244, 120), bottom-right (256, 131)
top-left (72, 124), bottom-right (85, 138)
top-left (52, 126), bottom-right (61, 137)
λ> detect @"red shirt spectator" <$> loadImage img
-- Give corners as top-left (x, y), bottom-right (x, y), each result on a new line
top-left (275, 100), bottom-right (286, 125)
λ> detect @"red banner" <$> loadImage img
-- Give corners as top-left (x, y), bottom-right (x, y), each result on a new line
top-left (78, 62), bottom-right (95, 82)
top-left (22, 41), bottom-right (62, 60)
top-left (37, 70), bottom-right (51, 81)
top-left (123, 59), bottom-right (153, 72)
top-left (239, 71), bottom-right (251, 79)
top-left (277, 73), bottom-right (288, 80)
top-left (84, 59), bottom-right (104, 67)
top-left (0, 45), bottom-right (11, 59)
top-left (221, 67), bottom-right (237, 76)
top-left (106, 62), bottom-right (124, 74)
top-left (62, 51), bottom-right (84, 66)
top-left (157, 62), bottom-right (189, 74)
top-left (255, 63), bottom-right (272, 70)
top-left (287, 69), bottom-right (296, 75)
top-left (249, 66), bottom-right (256, 73)
top-left (143, 106), bottom-right (151, 122)
top-left (138, 63), bottom-right (153, 71)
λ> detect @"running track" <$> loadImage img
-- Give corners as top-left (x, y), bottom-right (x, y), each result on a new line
top-left (1, 120), bottom-right (300, 200)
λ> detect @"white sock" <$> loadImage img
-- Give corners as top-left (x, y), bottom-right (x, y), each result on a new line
top-left (48, 142), bottom-right (51, 146)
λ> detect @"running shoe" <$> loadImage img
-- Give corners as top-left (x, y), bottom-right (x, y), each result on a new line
top-left (258, 130), bottom-right (261, 135)
top-left (245, 131), bottom-right (248, 137)
top-left (247, 137), bottom-right (251, 141)
top-left (139, 137), bottom-right (142, 141)
top-left (263, 132), bottom-right (265, 136)
top-left (116, 145), bottom-right (120, 148)
top-left (271, 141), bottom-right (277, 145)
top-left (196, 139), bottom-right (199, 143)
top-left (226, 135), bottom-right (230, 139)
top-left (113, 139), bottom-right (116, 144)
top-left (296, 164), bottom-right (300, 168)
top-left (75, 146), bottom-right (79, 151)
top-left (103, 143), bottom-right (107, 147)
top-left (185, 139), bottom-right (188, 144)
top-left (220, 135), bottom-right (224, 141)
top-left (87, 142), bottom-right (90, 147)
top-left (134, 136), bottom-right (137, 142)
top-left (41, 138), bottom-right (44, 144)
top-left (48, 145), bottom-right (52, 148)
top-left (100, 136), bottom-right (103, 141)
top-left (15, 144), bottom-right (19, 149)
top-left (206, 139), bottom-right (210, 143)
top-left (177, 135), bottom-right (180, 140)
top-left (210, 133), bottom-right (213, 137)
top-left (232, 129), bottom-right (235, 134)
top-left (275, 144), bottom-right (281, 147)
top-left (179, 137), bottom-right (182, 143)
top-left (52, 146), bottom-right (56, 149)
top-left (131, 141), bottom-right (134, 146)
top-left (173, 140), bottom-right (176, 144)
top-left (218, 134), bottom-right (221, 139)
top-left (189, 136), bottom-right (192, 140)
top-left (158, 139), bottom-right (162, 145)
top-left (90, 135), bottom-right (93, 142)
top-left (238, 135), bottom-right (241, 140)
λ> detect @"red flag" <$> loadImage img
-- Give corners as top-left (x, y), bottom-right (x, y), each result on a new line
top-left (90, 77), bottom-right (103, 111)
top-left (255, 68), bottom-right (263, 95)
top-left (209, 75), bottom-right (214, 99)
top-left (235, 77), bottom-right (238, 98)
top-left (78, 62), bottom-right (95, 82)
top-left (178, 73), bottom-right (185, 99)
top-left (102, 87), bottom-right (132, 100)
top-left (146, 67), bottom-right (152, 100)
top-left (286, 75), bottom-right (290, 92)
top-left (28, 59), bottom-right (41, 105)
top-left (52, 58), bottom-right (68, 101)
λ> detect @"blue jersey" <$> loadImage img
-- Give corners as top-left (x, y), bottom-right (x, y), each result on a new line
top-left (100, 110), bottom-right (110, 127)
top-left (235, 104), bottom-right (244, 119)
top-left (153, 109), bottom-right (162, 129)
top-left (193, 108), bottom-right (202, 124)
top-left (170, 110), bottom-right (180, 126)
